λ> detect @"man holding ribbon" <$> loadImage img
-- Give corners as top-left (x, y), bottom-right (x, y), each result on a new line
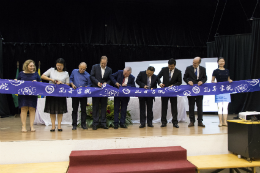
top-left (109, 67), bottom-right (136, 129)
top-left (157, 58), bottom-right (182, 128)
top-left (136, 66), bottom-right (160, 128)
top-left (90, 56), bottom-right (112, 130)
top-left (70, 62), bottom-right (92, 130)
top-left (183, 57), bottom-right (207, 127)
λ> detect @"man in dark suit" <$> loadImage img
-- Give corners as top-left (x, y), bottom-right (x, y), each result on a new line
top-left (183, 57), bottom-right (207, 127)
top-left (90, 56), bottom-right (112, 130)
top-left (157, 58), bottom-right (182, 128)
top-left (109, 67), bottom-right (136, 129)
top-left (136, 66), bottom-right (160, 128)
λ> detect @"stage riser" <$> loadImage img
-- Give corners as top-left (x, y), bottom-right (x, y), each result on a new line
top-left (70, 150), bottom-right (186, 166)
top-left (68, 146), bottom-right (196, 173)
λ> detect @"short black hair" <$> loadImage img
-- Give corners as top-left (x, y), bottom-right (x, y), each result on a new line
top-left (147, 66), bottom-right (155, 72)
top-left (55, 58), bottom-right (67, 71)
top-left (168, 58), bottom-right (176, 66)
top-left (217, 57), bottom-right (225, 62)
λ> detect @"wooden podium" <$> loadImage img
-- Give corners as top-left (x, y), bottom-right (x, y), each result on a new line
top-left (228, 120), bottom-right (260, 160)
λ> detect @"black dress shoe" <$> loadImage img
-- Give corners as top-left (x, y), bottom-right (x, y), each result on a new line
top-left (188, 122), bottom-right (194, 127)
top-left (139, 124), bottom-right (145, 128)
top-left (72, 126), bottom-right (77, 130)
top-left (58, 129), bottom-right (63, 132)
top-left (114, 125), bottom-right (118, 129)
top-left (148, 124), bottom-right (154, 127)
top-left (198, 121), bottom-right (205, 127)
top-left (81, 124), bottom-right (88, 130)
top-left (101, 125), bottom-right (109, 129)
top-left (92, 125), bottom-right (97, 130)
top-left (160, 124), bottom-right (167, 127)
top-left (50, 128), bottom-right (55, 132)
top-left (120, 124), bottom-right (127, 128)
top-left (173, 124), bottom-right (179, 128)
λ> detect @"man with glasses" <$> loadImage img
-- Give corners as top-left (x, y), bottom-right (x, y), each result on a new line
top-left (70, 62), bottom-right (92, 130)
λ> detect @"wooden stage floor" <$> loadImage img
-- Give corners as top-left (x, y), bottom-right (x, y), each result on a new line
top-left (0, 115), bottom-right (229, 142)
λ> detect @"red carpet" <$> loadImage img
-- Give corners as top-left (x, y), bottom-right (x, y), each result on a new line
top-left (67, 146), bottom-right (196, 173)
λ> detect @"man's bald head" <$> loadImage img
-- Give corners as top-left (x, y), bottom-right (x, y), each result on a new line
top-left (79, 62), bottom-right (87, 74)
top-left (193, 57), bottom-right (201, 68)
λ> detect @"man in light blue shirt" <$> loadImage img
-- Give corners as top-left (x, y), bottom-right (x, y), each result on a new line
top-left (70, 62), bottom-right (92, 130)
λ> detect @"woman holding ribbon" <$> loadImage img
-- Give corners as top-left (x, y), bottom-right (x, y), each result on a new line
top-left (212, 57), bottom-right (233, 127)
top-left (41, 58), bottom-right (69, 132)
top-left (17, 60), bottom-right (41, 132)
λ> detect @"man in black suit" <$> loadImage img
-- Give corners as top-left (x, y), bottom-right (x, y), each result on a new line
top-left (90, 56), bottom-right (112, 130)
top-left (157, 58), bottom-right (182, 128)
top-left (136, 66), bottom-right (160, 128)
top-left (110, 67), bottom-right (136, 129)
top-left (183, 57), bottom-right (207, 127)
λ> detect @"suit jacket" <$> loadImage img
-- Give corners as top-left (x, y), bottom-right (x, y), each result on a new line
top-left (136, 71), bottom-right (160, 89)
top-left (157, 67), bottom-right (182, 87)
top-left (109, 70), bottom-right (136, 87)
top-left (90, 64), bottom-right (112, 87)
top-left (183, 65), bottom-right (207, 84)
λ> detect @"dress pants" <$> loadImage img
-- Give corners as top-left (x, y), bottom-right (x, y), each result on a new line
top-left (139, 97), bottom-right (154, 125)
top-left (188, 95), bottom-right (203, 122)
top-left (92, 97), bottom-right (108, 126)
top-left (161, 97), bottom-right (178, 124)
top-left (72, 97), bottom-right (87, 126)
top-left (114, 97), bottom-right (129, 125)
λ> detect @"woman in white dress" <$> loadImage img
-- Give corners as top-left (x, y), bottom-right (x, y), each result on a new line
top-left (41, 58), bottom-right (70, 132)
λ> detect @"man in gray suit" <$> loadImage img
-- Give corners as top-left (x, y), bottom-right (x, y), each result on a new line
top-left (90, 56), bottom-right (112, 130)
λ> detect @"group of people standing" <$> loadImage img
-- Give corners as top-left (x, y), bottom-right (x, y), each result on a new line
top-left (17, 56), bottom-right (232, 132)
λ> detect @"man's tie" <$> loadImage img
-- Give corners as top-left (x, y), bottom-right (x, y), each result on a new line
top-left (147, 77), bottom-right (150, 89)
top-left (122, 78), bottom-right (125, 85)
top-left (195, 68), bottom-right (197, 77)
top-left (169, 70), bottom-right (172, 81)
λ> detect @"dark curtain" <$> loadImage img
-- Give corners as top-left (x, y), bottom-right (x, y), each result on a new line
top-left (207, 34), bottom-right (252, 114)
top-left (243, 19), bottom-right (260, 111)
top-left (0, 35), bottom-right (11, 117)
top-left (2, 44), bottom-right (207, 80)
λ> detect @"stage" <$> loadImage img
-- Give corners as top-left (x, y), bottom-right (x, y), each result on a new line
top-left (1, 115), bottom-right (260, 173)
top-left (0, 114), bottom-right (227, 142)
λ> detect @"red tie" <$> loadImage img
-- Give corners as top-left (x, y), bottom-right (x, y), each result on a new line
top-left (122, 78), bottom-right (125, 84)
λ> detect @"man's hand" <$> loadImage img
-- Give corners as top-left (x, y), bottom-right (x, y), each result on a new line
top-left (188, 81), bottom-right (193, 86)
top-left (98, 82), bottom-right (102, 87)
top-left (115, 82), bottom-right (121, 87)
top-left (159, 83), bottom-right (164, 88)
top-left (144, 85), bottom-right (148, 89)
top-left (103, 82), bottom-right (107, 85)
top-left (229, 79), bottom-right (233, 83)
top-left (198, 81), bottom-right (203, 86)
top-left (71, 84), bottom-right (77, 89)
top-left (32, 80), bottom-right (36, 82)
top-left (122, 83), bottom-right (127, 87)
